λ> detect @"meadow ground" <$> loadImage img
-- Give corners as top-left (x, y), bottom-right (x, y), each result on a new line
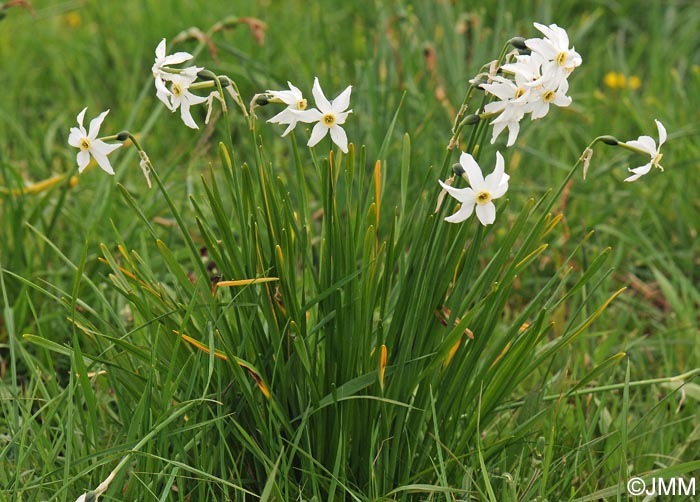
top-left (1, 0), bottom-right (699, 500)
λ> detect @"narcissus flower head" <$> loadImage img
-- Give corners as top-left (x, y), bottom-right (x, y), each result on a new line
top-left (266, 81), bottom-right (309, 136)
top-left (152, 39), bottom-right (194, 77)
top-left (481, 23), bottom-right (577, 148)
top-left (623, 119), bottom-right (667, 182)
top-left (165, 73), bottom-right (208, 129)
top-left (68, 108), bottom-right (121, 175)
top-left (527, 22), bottom-right (582, 79)
top-left (438, 151), bottom-right (509, 226)
top-left (296, 77), bottom-right (352, 153)
top-left (152, 39), bottom-right (197, 108)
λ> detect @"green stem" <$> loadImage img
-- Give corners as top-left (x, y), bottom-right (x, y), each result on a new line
top-left (541, 135), bottom-right (615, 214)
top-left (122, 132), bottom-right (144, 152)
top-left (124, 132), bottom-right (210, 282)
top-left (447, 40), bottom-right (514, 155)
top-left (212, 76), bottom-right (235, 154)
top-left (98, 134), bottom-right (122, 142)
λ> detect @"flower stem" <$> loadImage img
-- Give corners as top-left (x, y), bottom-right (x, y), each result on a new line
top-left (447, 41), bottom-right (514, 153)
top-left (544, 135), bottom-right (618, 212)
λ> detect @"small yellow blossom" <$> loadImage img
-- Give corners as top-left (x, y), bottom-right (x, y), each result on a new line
top-left (603, 71), bottom-right (641, 90)
top-left (63, 11), bottom-right (81, 28)
top-left (603, 72), bottom-right (625, 89)
top-left (627, 75), bottom-right (641, 90)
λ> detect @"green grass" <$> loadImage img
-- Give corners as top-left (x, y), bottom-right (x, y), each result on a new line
top-left (1, 0), bottom-right (699, 500)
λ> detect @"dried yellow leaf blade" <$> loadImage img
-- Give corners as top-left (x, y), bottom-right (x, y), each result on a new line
top-left (216, 277), bottom-right (279, 287)
top-left (176, 331), bottom-right (271, 399)
top-left (0, 174), bottom-right (78, 196)
top-left (178, 332), bottom-right (230, 361)
top-left (379, 344), bottom-right (388, 391)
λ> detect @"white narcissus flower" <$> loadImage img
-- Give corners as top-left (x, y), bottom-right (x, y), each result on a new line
top-left (624, 119), bottom-right (667, 182)
top-left (152, 39), bottom-right (194, 76)
top-left (266, 81), bottom-right (308, 136)
top-left (526, 22), bottom-right (582, 80)
top-left (68, 108), bottom-right (122, 175)
top-left (528, 77), bottom-right (572, 120)
top-left (500, 52), bottom-right (572, 118)
top-left (482, 76), bottom-right (531, 146)
top-left (297, 77), bottom-right (352, 153)
top-left (438, 151), bottom-right (509, 226)
top-left (166, 73), bottom-right (208, 129)
top-left (152, 38), bottom-right (196, 109)
top-left (484, 52), bottom-right (565, 146)
top-left (488, 112), bottom-right (523, 148)
top-left (476, 22), bottom-right (580, 149)
top-left (500, 52), bottom-right (547, 92)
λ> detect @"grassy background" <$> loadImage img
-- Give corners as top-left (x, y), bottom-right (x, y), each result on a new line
top-left (1, 0), bottom-right (699, 500)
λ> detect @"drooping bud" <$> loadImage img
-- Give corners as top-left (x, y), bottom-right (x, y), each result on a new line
top-left (197, 69), bottom-right (217, 81)
top-left (508, 37), bottom-right (527, 51)
top-left (463, 114), bottom-right (480, 125)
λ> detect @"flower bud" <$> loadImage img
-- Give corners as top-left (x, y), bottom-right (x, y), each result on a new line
top-left (217, 77), bottom-right (231, 88)
top-left (452, 163), bottom-right (465, 176)
top-left (508, 37), bottom-right (527, 50)
top-left (197, 69), bottom-right (217, 81)
top-left (599, 135), bottom-right (619, 146)
top-left (116, 131), bottom-right (130, 141)
top-left (463, 114), bottom-right (480, 125)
